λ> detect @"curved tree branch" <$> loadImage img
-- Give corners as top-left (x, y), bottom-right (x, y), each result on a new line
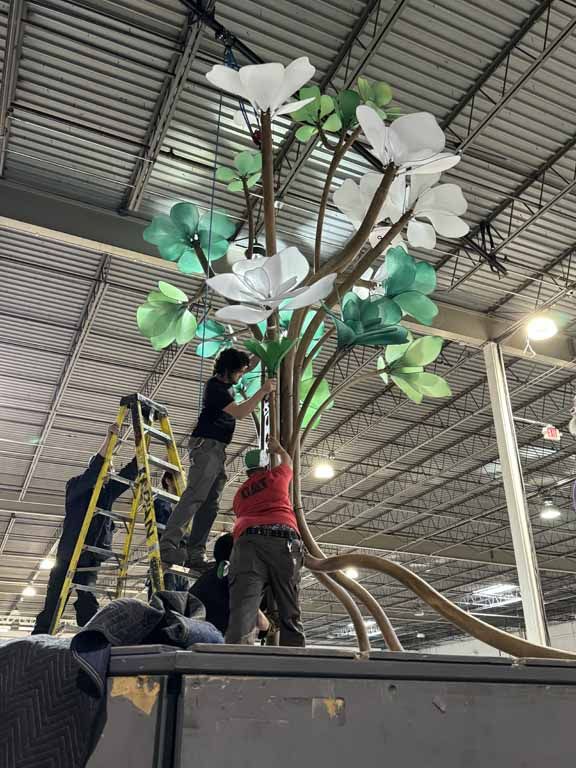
top-left (306, 553), bottom-right (576, 660)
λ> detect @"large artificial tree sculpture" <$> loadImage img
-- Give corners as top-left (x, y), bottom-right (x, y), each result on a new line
top-left (139, 57), bottom-right (574, 659)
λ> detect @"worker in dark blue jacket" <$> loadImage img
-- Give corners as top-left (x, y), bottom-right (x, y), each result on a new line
top-left (32, 424), bottom-right (138, 634)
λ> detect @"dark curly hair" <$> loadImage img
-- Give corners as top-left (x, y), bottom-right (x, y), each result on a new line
top-left (214, 348), bottom-right (250, 377)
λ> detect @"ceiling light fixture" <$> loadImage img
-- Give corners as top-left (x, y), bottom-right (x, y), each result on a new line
top-left (313, 462), bottom-right (335, 480)
top-left (527, 315), bottom-right (558, 341)
top-left (22, 586), bottom-right (36, 597)
top-left (540, 499), bottom-right (561, 521)
top-left (344, 567), bottom-right (359, 580)
top-left (40, 557), bottom-right (55, 570)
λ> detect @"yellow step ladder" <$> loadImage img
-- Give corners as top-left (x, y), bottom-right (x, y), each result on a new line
top-left (49, 393), bottom-right (187, 634)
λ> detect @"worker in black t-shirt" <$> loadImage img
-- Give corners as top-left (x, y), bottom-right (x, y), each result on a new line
top-left (160, 348), bottom-right (276, 572)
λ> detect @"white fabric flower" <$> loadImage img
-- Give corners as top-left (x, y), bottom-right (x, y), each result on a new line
top-left (381, 174), bottom-right (469, 249)
top-left (207, 247), bottom-right (337, 325)
top-left (356, 106), bottom-right (460, 174)
top-left (333, 174), bottom-right (405, 249)
top-left (206, 57), bottom-right (316, 118)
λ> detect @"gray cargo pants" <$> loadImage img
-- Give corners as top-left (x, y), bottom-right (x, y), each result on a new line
top-left (159, 437), bottom-right (227, 564)
top-left (226, 534), bottom-right (305, 647)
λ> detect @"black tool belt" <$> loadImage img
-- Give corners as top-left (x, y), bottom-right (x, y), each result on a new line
top-left (243, 524), bottom-right (300, 540)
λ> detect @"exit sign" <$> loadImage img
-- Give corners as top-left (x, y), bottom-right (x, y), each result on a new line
top-left (542, 425), bottom-right (562, 441)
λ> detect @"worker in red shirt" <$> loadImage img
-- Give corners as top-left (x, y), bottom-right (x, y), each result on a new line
top-left (226, 437), bottom-right (305, 647)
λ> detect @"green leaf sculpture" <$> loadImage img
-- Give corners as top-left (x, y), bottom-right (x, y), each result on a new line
top-left (335, 89), bottom-right (362, 131)
top-left (378, 247), bottom-right (439, 325)
top-left (330, 291), bottom-right (410, 349)
top-left (216, 151), bottom-right (262, 192)
top-left (377, 336), bottom-right (452, 404)
top-left (143, 202), bottom-right (234, 274)
top-left (279, 309), bottom-right (325, 358)
top-left (300, 363), bottom-right (334, 429)
top-left (291, 86), bottom-right (342, 143)
top-left (245, 338), bottom-right (297, 374)
top-left (137, 281), bottom-right (198, 351)
top-left (357, 78), bottom-right (394, 119)
top-left (234, 363), bottom-right (262, 403)
top-left (195, 318), bottom-right (233, 358)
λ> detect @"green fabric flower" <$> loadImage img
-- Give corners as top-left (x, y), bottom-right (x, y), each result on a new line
top-left (357, 78), bottom-right (394, 119)
top-left (137, 281), bottom-right (198, 351)
top-left (300, 362), bottom-right (334, 430)
top-left (291, 86), bottom-right (343, 143)
top-left (377, 336), bottom-right (451, 404)
top-left (143, 202), bottom-right (234, 275)
top-left (378, 247), bottom-right (439, 325)
top-left (234, 363), bottom-right (262, 403)
top-left (330, 291), bottom-right (410, 349)
top-left (216, 151), bottom-right (262, 192)
top-left (245, 338), bottom-right (296, 374)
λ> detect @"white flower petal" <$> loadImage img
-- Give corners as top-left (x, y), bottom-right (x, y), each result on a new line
top-left (425, 213), bottom-right (469, 238)
top-left (409, 152), bottom-right (461, 175)
top-left (353, 285), bottom-right (371, 299)
top-left (407, 219), bottom-right (436, 249)
top-left (277, 275), bottom-right (301, 295)
top-left (389, 112), bottom-right (445, 165)
top-left (232, 110), bottom-right (248, 130)
top-left (272, 57), bottom-right (315, 113)
top-left (356, 105), bottom-right (390, 165)
top-left (215, 304), bottom-right (274, 325)
top-left (416, 184), bottom-right (468, 216)
top-left (206, 66), bottom-right (248, 100)
top-left (409, 173), bottom-right (441, 207)
top-left (274, 96), bottom-right (316, 117)
top-left (373, 260), bottom-right (389, 282)
top-left (334, 179), bottom-right (366, 228)
top-left (281, 273), bottom-right (337, 310)
top-left (241, 267), bottom-right (272, 299)
top-left (207, 273), bottom-right (257, 303)
top-left (239, 62), bottom-right (284, 112)
top-left (264, 246), bottom-right (309, 291)
top-left (233, 257), bottom-right (269, 275)
top-left (359, 172), bottom-right (384, 199)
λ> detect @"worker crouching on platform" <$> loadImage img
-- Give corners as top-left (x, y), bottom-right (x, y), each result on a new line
top-left (226, 438), bottom-right (305, 647)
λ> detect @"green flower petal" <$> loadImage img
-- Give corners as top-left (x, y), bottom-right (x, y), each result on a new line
top-left (137, 304), bottom-right (181, 338)
top-left (373, 82), bottom-right (393, 106)
top-left (246, 172), bottom-right (261, 188)
top-left (143, 214), bottom-right (181, 247)
top-left (413, 262), bottom-right (437, 295)
top-left (196, 340), bottom-right (223, 358)
top-left (322, 113), bottom-right (342, 133)
top-left (392, 374), bottom-right (423, 404)
top-left (394, 292), bottom-right (439, 325)
top-left (196, 319), bottom-right (227, 340)
top-left (198, 235), bottom-right (230, 262)
top-left (385, 342), bottom-right (411, 365)
top-left (235, 150), bottom-right (262, 176)
top-left (337, 89), bottom-right (361, 129)
top-left (175, 310), bottom-right (198, 345)
top-left (385, 247), bottom-right (417, 296)
top-left (198, 211), bottom-right (235, 240)
top-left (177, 248), bottom-right (203, 275)
top-left (158, 241), bottom-right (186, 262)
top-left (296, 124), bottom-right (318, 143)
top-left (228, 180), bottom-right (244, 193)
top-left (216, 166), bottom-right (237, 183)
top-left (158, 281), bottom-right (188, 303)
top-left (399, 336), bottom-right (443, 367)
top-left (170, 202), bottom-right (199, 237)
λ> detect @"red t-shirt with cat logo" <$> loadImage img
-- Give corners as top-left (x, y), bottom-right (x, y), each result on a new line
top-left (233, 464), bottom-right (298, 539)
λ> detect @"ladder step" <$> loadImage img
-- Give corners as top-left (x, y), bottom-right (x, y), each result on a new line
top-left (96, 508), bottom-right (133, 524)
top-left (156, 522), bottom-right (166, 532)
top-left (120, 392), bottom-right (168, 416)
top-left (72, 583), bottom-right (114, 595)
top-left (148, 454), bottom-right (180, 473)
top-left (107, 473), bottom-right (134, 488)
top-left (144, 424), bottom-right (172, 444)
top-left (83, 545), bottom-right (122, 560)
top-left (75, 565), bottom-right (118, 573)
top-left (153, 487), bottom-right (180, 504)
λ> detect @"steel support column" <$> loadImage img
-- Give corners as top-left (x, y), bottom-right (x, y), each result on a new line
top-left (483, 342), bottom-right (549, 645)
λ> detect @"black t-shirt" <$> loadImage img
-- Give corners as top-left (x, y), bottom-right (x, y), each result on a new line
top-left (190, 566), bottom-right (230, 634)
top-left (192, 376), bottom-right (236, 444)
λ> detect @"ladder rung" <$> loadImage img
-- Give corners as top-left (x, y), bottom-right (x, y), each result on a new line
top-left (75, 565), bottom-right (118, 573)
top-left (148, 454), bottom-right (180, 473)
top-left (72, 583), bottom-right (114, 595)
top-left (144, 424), bottom-right (172, 444)
top-left (120, 393), bottom-right (168, 415)
top-left (107, 473), bottom-right (134, 488)
top-left (156, 522), bottom-right (166, 532)
top-left (96, 508), bottom-right (133, 524)
top-left (83, 545), bottom-right (122, 560)
top-left (153, 487), bottom-right (180, 503)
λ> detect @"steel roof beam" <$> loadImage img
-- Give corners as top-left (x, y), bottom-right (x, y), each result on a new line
top-left (122, 2), bottom-right (215, 212)
top-left (17, 254), bottom-right (110, 500)
top-left (0, 0), bottom-right (25, 176)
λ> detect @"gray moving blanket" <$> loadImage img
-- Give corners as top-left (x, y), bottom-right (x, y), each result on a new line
top-left (0, 591), bottom-right (223, 768)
